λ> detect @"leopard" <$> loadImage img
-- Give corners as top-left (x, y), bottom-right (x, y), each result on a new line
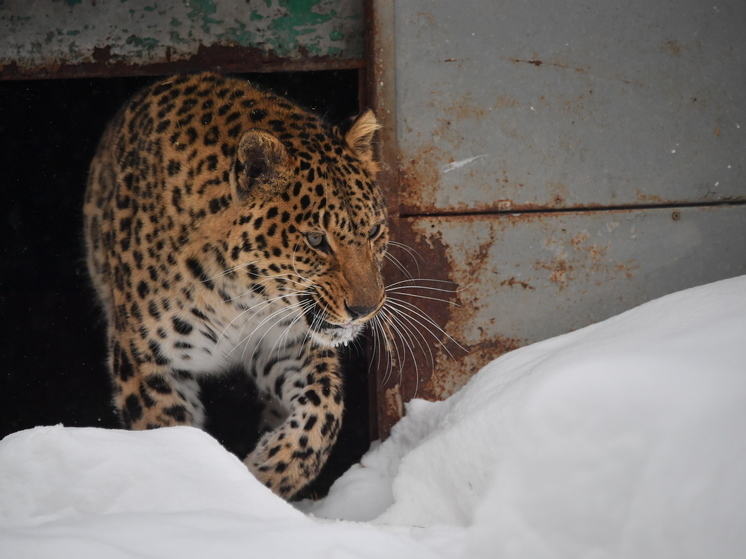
top-left (83, 72), bottom-right (388, 499)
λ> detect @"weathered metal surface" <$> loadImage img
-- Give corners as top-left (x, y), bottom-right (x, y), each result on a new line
top-left (365, 0), bottom-right (398, 222)
top-left (0, 0), bottom-right (363, 78)
top-left (394, 0), bottom-right (746, 213)
top-left (369, 0), bottom-right (746, 437)
top-left (379, 205), bottom-right (746, 405)
top-left (365, 0), bottom-right (400, 439)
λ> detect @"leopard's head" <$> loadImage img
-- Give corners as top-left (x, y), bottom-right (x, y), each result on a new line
top-left (228, 109), bottom-right (388, 348)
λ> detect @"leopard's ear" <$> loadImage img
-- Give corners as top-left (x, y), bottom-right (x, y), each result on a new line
top-left (230, 129), bottom-right (289, 200)
top-left (344, 109), bottom-right (380, 170)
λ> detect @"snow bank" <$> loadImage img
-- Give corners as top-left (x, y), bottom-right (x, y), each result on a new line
top-left (308, 275), bottom-right (746, 557)
top-left (2, 276), bottom-right (745, 558)
top-left (0, 426), bottom-right (291, 525)
top-left (0, 426), bottom-right (439, 558)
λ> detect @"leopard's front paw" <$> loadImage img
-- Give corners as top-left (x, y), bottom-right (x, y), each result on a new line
top-left (245, 410), bottom-right (339, 499)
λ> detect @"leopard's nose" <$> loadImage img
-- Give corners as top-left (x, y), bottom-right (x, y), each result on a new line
top-left (345, 302), bottom-right (380, 321)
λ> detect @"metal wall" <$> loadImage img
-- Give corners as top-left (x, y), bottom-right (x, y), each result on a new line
top-left (0, 0), bottom-right (364, 77)
top-left (370, 0), bottom-right (746, 435)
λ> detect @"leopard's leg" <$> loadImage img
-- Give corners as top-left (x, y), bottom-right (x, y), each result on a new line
top-left (108, 336), bottom-right (205, 430)
top-left (245, 345), bottom-right (344, 499)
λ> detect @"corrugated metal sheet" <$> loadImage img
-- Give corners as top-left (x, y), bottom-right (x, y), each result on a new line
top-left (0, 0), bottom-right (364, 77)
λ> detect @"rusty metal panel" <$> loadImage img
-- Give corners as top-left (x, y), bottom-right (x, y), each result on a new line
top-left (381, 205), bottom-right (746, 406)
top-left (366, 0), bottom-right (401, 440)
top-left (394, 0), bottom-right (746, 212)
top-left (0, 0), bottom-right (363, 77)
top-left (369, 0), bottom-right (746, 437)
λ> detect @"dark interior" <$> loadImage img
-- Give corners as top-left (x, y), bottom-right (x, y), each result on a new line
top-left (0, 70), bottom-right (370, 498)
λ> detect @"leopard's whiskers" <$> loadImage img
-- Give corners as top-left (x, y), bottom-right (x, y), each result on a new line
top-left (270, 297), bottom-right (317, 359)
top-left (377, 306), bottom-right (422, 393)
top-left (384, 251), bottom-right (414, 280)
top-left (388, 240), bottom-right (423, 277)
top-left (379, 315), bottom-right (403, 388)
top-left (363, 240), bottom-right (467, 399)
top-left (300, 296), bottom-right (331, 352)
top-left (213, 288), bottom-right (310, 351)
top-left (384, 295), bottom-right (465, 360)
top-left (234, 300), bottom-right (306, 362)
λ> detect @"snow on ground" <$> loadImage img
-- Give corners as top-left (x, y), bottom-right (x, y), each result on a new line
top-left (0, 426), bottom-right (438, 559)
top-left (2, 275), bottom-right (745, 558)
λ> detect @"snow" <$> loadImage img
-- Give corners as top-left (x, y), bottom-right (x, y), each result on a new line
top-left (2, 275), bottom-right (746, 558)
top-left (0, 427), bottom-right (435, 559)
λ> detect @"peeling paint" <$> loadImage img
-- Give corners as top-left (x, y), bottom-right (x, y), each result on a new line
top-left (0, 0), bottom-right (363, 77)
top-left (186, 0), bottom-right (222, 34)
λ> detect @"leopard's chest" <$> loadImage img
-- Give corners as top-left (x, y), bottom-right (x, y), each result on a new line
top-left (164, 292), bottom-right (310, 383)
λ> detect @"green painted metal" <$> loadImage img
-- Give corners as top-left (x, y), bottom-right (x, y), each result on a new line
top-left (0, 0), bottom-right (363, 73)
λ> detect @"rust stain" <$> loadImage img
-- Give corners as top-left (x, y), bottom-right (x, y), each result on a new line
top-left (377, 217), bottom-right (459, 432)
top-left (437, 95), bottom-right (489, 120)
top-left (569, 229), bottom-right (612, 265)
top-left (586, 242), bottom-right (610, 263)
top-left (509, 57), bottom-right (586, 73)
top-left (500, 277), bottom-right (535, 290)
top-left (426, 337), bottom-right (523, 399)
top-left (614, 261), bottom-right (639, 280)
top-left (492, 336), bottom-right (523, 354)
top-left (552, 186), bottom-right (571, 207)
top-left (549, 260), bottom-right (569, 286)
top-left (662, 39), bottom-right (683, 56)
top-left (473, 237), bottom-right (493, 267)
top-left (381, 217), bottom-right (541, 409)
top-left (495, 95), bottom-right (520, 109)
top-left (534, 256), bottom-right (573, 289)
top-left (571, 231), bottom-right (590, 246)
top-left (399, 143), bottom-right (443, 214)
top-left (393, 218), bottom-right (532, 404)
top-left (634, 190), bottom-right (665, 204)
top-left (379, 385), bottom-right (404, 437)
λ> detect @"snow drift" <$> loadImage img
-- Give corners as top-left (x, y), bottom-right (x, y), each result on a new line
top-left (2, 275), bottom-right (745, 558)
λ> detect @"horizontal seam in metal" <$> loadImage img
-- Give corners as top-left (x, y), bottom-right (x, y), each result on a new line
top-left (399, 200), bottom-right (746, 219)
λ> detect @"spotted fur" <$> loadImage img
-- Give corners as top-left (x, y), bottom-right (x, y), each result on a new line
top-left (84, 72), bottom-right (387, 498)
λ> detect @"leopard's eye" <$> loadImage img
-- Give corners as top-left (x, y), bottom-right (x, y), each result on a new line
top-left (369, 223), bottom-right (382, 240)
top-left (305, 231), bottom-right (332, 254)
top-left (306, 231), bottom-right (325, 247)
